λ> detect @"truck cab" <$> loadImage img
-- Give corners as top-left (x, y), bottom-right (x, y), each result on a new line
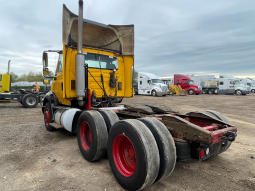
top-left (174, 74), bottom-right (202, 95)
top-left (0, 74), bottom-right (11, 93)
top-left (238, 78), bottom-right (254, 93)
top-left (138, 72), bottom-right (168, 96)
top-left (219, 74), bottom-right (250, 95)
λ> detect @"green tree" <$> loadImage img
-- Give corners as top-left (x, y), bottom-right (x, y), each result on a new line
top-left (132, 69), bottom-right (138, 87)
top-left (17, 73), bottom-right (27, 81)
top-left (35, 72), bottom-right (44, 81)
top-left (26, 71), bottom-right (36, 82)
top-left (9, 72), bottom-right (19, 82)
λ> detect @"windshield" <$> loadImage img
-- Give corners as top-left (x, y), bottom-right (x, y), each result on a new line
top-left (152, 79), bottom-right (163, 84)
top-left (251, 82), bottom-right (255, 86)
top-left (234, 80), bottom-right (240, 84)
top-left (84, 53), bottom-right (118, 70)
top-left (187, 80), bottom-right (194, 84)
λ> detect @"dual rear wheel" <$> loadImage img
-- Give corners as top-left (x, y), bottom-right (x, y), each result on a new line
top-left (76, 111), bottom-right (176, 190)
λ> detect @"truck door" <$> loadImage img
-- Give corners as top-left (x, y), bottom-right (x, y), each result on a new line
top-left (51, 54), bottom-right (64, 99)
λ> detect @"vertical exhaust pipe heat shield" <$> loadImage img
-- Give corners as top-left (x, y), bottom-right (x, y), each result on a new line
top-left (7, 60), bottom-right (11, 74)
top-left (75, 0), bottom-right (85, 106)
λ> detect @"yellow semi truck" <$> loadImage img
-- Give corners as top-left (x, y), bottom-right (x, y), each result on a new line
top-left (42, 1), bottom-right (237, 190)
top-left (0, 60), bottom-right (41, 107)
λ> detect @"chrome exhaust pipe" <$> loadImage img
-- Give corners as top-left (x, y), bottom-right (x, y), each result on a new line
top-left (75, 0), bottom-right (85, 106)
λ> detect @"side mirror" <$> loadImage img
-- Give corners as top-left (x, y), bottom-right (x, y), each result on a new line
top-left (43, 80), bottom-right (49, 84)
top-left (42, 52), bottom-right (49, 75)
top-left (43, 52), bottom-right (48, 67)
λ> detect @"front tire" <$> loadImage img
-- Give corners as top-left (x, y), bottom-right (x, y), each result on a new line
top-left (188, 89), bottom-right (194, 95)
top-left (108, 119), bottom-right (160, 190)
top-left (151, 90), bottom-right (157, 96)
top-left (235, 90), bottom-right (242, 95)
top-left (44, 102), bottom-right (56, 131)
top-left (77, 111), bottom-right (108, 161)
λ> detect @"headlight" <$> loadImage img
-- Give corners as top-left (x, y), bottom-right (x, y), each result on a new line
top-left (195, 88), bottom-right (198, 90)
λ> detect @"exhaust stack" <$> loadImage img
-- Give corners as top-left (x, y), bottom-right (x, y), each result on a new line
top-left (75, 0), bottom-right (86, 106)
top-left (7, 60), bottom-right (11, 74)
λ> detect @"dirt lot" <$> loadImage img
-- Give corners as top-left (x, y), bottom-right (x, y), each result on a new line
top-left (0, 94), bottom-right (255, 191)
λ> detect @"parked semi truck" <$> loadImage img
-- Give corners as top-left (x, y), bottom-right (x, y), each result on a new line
top-left (137, 72), bottom-right (168, 96)
top-left (190, 74), bottom-right (250, 95)
top-left (41, 2), bottom-right (237, 190)
top-left (173, 74), bottom-right (202, 95)
top-left (238, 78), bottom-right (255, 93)
top-left (0, 61), bottom-right (42, 107)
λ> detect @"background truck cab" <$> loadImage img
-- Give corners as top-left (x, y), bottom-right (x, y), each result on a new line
top-left (238, 78), bottom-right (255, 93)
top-left (219, 74), bottom-right (250, 95)
top-left (138, 72), bottom-right (168, 96)
top-left (174, 74), bottom-right (202, 95)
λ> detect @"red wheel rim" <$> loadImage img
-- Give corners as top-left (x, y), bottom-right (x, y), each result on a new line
top-left (112, 134), bottom-right (137, 177)
top-left (44, 109), bottom-right (50, 125)
top-left (80, 121), bottom-right (92, 151)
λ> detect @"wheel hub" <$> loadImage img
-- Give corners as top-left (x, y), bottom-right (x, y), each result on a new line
top-left (80, 121), bottom-right (92, 151)
top-left (26, 96), bottom-right (36, 106)
top-left (44, 109), bottom-right (50, 125)
top-left (112, 134), bottom-right (137, 177)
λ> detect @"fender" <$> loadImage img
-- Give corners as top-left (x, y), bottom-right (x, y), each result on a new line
top-left (41, 91), bottom-right (58, 113)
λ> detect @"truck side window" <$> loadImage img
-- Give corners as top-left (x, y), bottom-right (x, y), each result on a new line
top-left (0, 75), bottom-right (2, 81)
top-left (175, 81), bottom-right (179, 85)
top-left (140, 81), bottom-right (142, 84)
top-left (220, 82), bottom-right (223, 85)
top-left (58, 54), bottom-right (63, 72)
top-left (147, 80), bottom-right (151, 84)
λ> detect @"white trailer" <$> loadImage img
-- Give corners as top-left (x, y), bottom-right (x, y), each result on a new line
top-left (138, 72), bottom-right (169, 96)
top-left (190, 75), bottom-right (215, 87)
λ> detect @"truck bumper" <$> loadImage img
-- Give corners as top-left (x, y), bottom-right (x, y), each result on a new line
top-left (157, 91), bottom-right (169, 96)
top-left (194, 90), bottom-right (202, 94)
top-left (241, 90), bottom-right (250, 95)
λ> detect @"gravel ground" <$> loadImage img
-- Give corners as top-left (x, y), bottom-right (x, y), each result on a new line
top-left (0, 93), bottom-right (254, 191)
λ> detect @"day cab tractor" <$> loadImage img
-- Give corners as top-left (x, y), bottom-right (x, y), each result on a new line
top-left (174, 74), bottom-right (202, 95)
top-left (0, 60), bottom-right (41, 107)
top-left (42, 1), bottom-right (237, 190)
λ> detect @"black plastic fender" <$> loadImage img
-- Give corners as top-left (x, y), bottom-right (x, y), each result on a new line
top-left (42, 91), bottom-right (58, 114)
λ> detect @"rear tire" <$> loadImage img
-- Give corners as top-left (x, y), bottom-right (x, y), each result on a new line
top-left (205, 110), bottom-right (229, 123)
top-left (77, 111), bottom-right (108, 161)
top-left (99, 110), bottom-right (119, 132)
top-left (22, 94), bottom-right (39, 108)
top-left (108, 119), bottom-right (159, 190)
top-left (203, 89), bottom-right (208, 94)
top-left (169, 89), bottom-right (175, 95)
top-left (208, 89), bottom-right (214, 94)
top-left (99, 110), bottom-right (119, 159)
top-left (138, 118), bottom-right (176, 182)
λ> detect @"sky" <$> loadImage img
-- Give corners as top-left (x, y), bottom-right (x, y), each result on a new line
top-left (0, 0), bottom-right (254, 79)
